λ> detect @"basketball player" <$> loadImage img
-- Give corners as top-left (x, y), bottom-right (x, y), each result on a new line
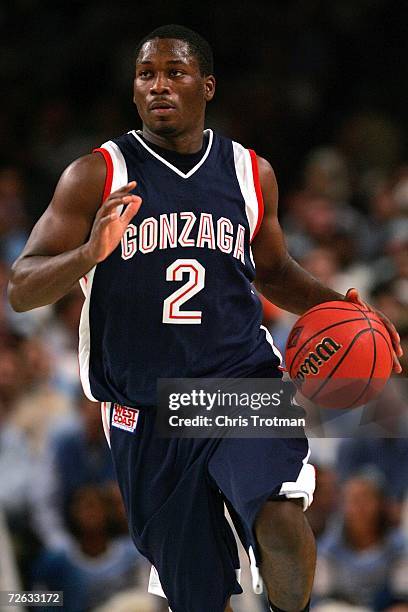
top-left (8, 25), bottom-right (401, 612)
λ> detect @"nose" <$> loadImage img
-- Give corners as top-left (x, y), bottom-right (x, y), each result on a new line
top-left (150, 72), bottom-right (170, 95)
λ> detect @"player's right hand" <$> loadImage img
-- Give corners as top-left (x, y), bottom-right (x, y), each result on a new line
top-left (85, 181), bottom-right (142, 263)
top-left (345, 287), bottom-right (403, 373)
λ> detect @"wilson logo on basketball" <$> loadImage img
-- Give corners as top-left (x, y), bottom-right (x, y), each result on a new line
top-left (293, 337), bottom-right (342, 387)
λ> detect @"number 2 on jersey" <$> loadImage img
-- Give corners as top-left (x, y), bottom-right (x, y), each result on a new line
top-left (162, 259), bottom-right (205, 324)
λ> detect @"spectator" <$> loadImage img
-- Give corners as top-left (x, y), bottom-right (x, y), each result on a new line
top-left (31, 485), bottom-right (144, 612)
top-left (305, 465), bottom-right (338, 541)
top-left (0, 167), bottom-right (28, 266)
top-left (302, 147), bottom-right (351, 204)
top-left (314, 469), bottom-right (408, 609)
top-left (29, 394), bottom-right (114, 550)
top-left (10, 334), bottom-right (73, 454)
top-left (336, 439), bottom-right (408, 503)
top-left (0, 336), bottom-right (38, 514)
top-left (0, 509), bottom-right (24, 608)
top-left (1, 5), bottom-right (407, 608)
top-left (42, 286), bottom-right (85, 399)
top-left (53, 394), bottom-right (115, 503)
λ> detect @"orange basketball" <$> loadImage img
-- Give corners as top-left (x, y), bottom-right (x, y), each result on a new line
top-left (285, 301), bottom-right (393, 409)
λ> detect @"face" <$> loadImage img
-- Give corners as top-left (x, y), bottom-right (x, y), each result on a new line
top-left (343, 479), bottom-right (383, 528)
top-left (70, 487), bottom-right (107, 531)
top-left (134, 38), bottom-right (215, 137)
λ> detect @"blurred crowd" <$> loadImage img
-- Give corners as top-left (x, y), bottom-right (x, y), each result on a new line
top-left (1, 1), bottom-right (408, 611)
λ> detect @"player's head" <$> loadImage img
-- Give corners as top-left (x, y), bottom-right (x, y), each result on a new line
top-left (136, 25), bottom-right (214, 76)
top-left (134, 25), bottom-right (216, 137)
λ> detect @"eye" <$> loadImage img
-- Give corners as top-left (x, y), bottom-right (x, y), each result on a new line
top-left (138, 70), bottom-right (152, 79)
top-left (169, 69), bottom-right (184, 77)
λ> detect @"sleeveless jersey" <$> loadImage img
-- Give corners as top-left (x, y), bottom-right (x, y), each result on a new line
top-left (79, 129), bottom-right (282, 406)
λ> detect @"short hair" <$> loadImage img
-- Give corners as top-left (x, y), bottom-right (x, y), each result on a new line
top-left (135, 24), bottom-right (214, 76)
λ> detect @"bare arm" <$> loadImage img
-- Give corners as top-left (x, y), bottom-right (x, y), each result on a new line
top-left (252, 156), bottom-right (402, 371)
top-left (8, 154), bottom-right (141, 311)
top-left (252, 156), bottom-right (342, 315)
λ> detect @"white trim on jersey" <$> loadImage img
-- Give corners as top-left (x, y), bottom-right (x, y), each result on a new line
top-left (232, 141), bottom-right (259, 242)
top-left (78, 266), bottom-right (97, 401)
top-left (249, 245), bottom-right (256, 268)
top-left (259, 327), bottom-right (315, 508)
top-left (260, 324), bottom-right (283, 366)
top-left (100, 140), bottom-right (129, 194)
top-left (100, 402), bottom-right (111, 447)
top-left (278, 449), bottom-right (315, 511)
top-left (78, 140), bottom-right (128, 403)
top-left (130, 129), bottom-right (214, 179)
top-left (148, 564), bottom-right (242, 603)
top-left (248, 546), bottom-right (263, 595)
top-left (148, 565), bottom-right (166, 598)
top-left (259, 325), bottom-right (315, 509)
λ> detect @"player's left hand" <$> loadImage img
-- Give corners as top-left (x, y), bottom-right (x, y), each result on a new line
top-left (345, 287), bottom-right (403, 373)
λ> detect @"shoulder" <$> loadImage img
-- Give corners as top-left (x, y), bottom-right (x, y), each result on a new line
top-left (385, 528), bottom-right (408, 554)
top-left (317, 522), bottom-right (345, 556)
top-left (227, 139), bottom-right (278, 210)
top-left (51, 152), bottom-right (107, 215)
top-left (114, 535), bottom-right (145, 562)
top-left (59, 153), bottom-right (106, 191)
top-left (255, 155), bottom-right (278, 188)
top-left (255, 155), bottom-right (278, 213)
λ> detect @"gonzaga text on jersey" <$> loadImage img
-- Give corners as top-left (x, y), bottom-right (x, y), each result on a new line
top-left (121, 211), bottom-right (246, 263)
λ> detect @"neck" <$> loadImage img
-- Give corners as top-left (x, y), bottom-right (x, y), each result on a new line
top-left (141, 124), bottom-right (205, 154)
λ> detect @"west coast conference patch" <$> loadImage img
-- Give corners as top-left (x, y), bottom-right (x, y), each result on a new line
top-left (112, 404), bottom-right (139, 433)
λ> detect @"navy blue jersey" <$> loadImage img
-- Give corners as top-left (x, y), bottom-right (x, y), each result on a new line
top-left (79, 130), bottom-right (282, 405)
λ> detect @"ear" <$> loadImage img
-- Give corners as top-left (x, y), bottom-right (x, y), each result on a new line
top-left (204, 75), bottom-right (216, 102)
top-left (133, 77), bottom-right (138, 105)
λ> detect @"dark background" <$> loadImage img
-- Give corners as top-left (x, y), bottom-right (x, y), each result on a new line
top-left (2, 0), bottom-right (408, 218)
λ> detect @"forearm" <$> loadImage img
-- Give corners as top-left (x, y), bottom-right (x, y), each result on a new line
top-left (8, 244), bottom-right (96, 312)
top-left (255, 255), bottom-right (344, 315)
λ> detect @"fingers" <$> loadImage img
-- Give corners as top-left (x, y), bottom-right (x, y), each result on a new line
top-left (95, 173), bottom-right (142, 231)
top-left (345, 288), bottom-right (404, 374)
top-left (345, 287), bottom-right (366, 308)
top-left (98, 193), bottom-right (141, 219)
top-left (386, 323), bottom-right (403, 357)
top-left (392, 351), bottom-right (402, 374)
top-left (109, 181), bottom-right (137, 199)
top-left (377, 312), bottom-right (403, 356)
top-left (99, 212), bottom-right (119, 224)
top-left (100, 181), bottom-right (137, 206)
top-left (97, 194), bottom-right (142, 226)
top-left (121, 197), bottom-right (142, 223)
top-left (99, 196), bottom-right (137, 212)
top-left (376, 313), bottom-right (403, 373)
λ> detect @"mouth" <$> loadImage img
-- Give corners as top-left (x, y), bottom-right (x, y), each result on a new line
top-left (149, 100), bottom-right (176, 114)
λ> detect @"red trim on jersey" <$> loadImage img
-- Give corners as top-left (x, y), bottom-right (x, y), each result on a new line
top-left (93, 147), bottom-right (113, 203)
top-left (248, 149), bottom-right (264, 241)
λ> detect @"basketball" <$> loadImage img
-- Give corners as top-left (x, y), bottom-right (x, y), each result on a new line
top-left (285, 301), bottom-right (393, 409)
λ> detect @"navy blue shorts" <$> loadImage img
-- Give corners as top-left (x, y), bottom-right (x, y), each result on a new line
top-left (102, 401), bottom-right (315, 612)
